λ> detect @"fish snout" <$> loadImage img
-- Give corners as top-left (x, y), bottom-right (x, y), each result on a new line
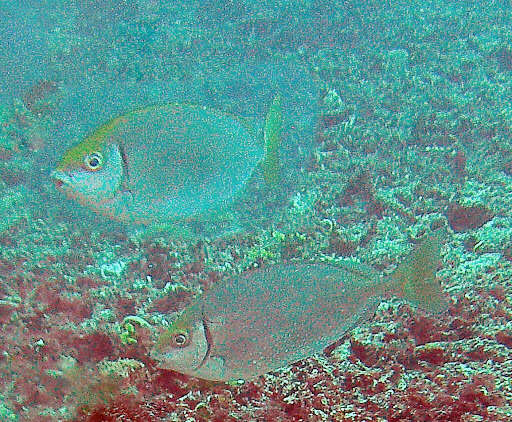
top-left (50, 170), bottom-right (70, 191)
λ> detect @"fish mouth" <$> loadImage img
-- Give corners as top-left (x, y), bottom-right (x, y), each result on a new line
top-left (50, 170), bottom-right (80, 201)
top-left (50, 170), bottom-right (71, 191)
top-left (53, 178), bottom-right (64, 190)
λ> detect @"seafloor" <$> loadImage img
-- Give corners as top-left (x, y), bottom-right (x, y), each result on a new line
top-left (1, 1), bottom-right (512, 421)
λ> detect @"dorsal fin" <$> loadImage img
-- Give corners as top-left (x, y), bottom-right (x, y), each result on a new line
top-left (261, 94), bottom-right (282, 185)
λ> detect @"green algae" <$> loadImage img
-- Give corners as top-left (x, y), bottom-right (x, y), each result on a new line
top-left (0, 189), bottom-right (30, 233)
top-left (0, 396), bottom-right (17, 421)
top-left (119, 316), bottom-right (152, 345)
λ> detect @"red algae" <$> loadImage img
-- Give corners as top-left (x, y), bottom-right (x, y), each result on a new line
top-left (503, 160), bottom-right (512, 176)
top-left (336, 170), bottom-right (387, 220)
top-left (76, 276), bottom-right (102, 289)
top-left (408, 314), bottom-right (445, 345)
top-left (503, 245), bottom-right (512, 261)
top-left (446, 202), bottom-right (494, 232)
top-left (52, 296), bottom-right (93, 321)
top-left (385, 373), bottom-right (503, 422)
top-left (83, 401), bottom-right (156, 422)
top-left (0, 166), bottom-right (26, 187)
top-left (70, 332), bottom-right (115, 363)
top-left (452, 149), bottom-right (467, 177)
top-left (327, 231), bottom-right (358, 256)
top-left (0, 303), bottom-right (15, 324)
top-left (414, 345), bottom-right (450, 366)
top-left (114, 297), bottom-right (138, 317)
top-left (495, 330), bottom-right (512, 348)
top-left (350, 338), bottom-right (380, 366)
top-left (150, 370), bottom-right (189, 397)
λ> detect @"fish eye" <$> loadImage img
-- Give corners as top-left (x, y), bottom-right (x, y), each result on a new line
top-left (84, 152), bottom-right (103, 171)
top-left (172, 330), bottom-right (190, 348)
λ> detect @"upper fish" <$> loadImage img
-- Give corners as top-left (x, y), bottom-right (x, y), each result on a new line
top-left (51, 97), bottom-right (282, 225)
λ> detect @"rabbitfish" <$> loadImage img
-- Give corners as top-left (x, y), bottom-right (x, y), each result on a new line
top-left (151, 236), bottom-right (449, 381)
top-left (51, 99), bottom-right (282, 225)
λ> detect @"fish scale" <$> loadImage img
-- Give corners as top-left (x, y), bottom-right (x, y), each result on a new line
top-left (200, 264), bottom-right (383, 378)
top-left (114, 105), bottom-right (262, 219)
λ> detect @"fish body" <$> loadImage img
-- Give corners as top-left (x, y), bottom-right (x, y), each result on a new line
top-left (152, 236), bottom-right (448, 381)
top-left (51, 102), bottom-right (279, 225)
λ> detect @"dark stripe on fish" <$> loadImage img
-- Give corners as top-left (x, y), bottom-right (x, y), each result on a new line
top-left (197, 314), bottom-right (213, 370)
top-left (118, 142), bottom-right (134, 196)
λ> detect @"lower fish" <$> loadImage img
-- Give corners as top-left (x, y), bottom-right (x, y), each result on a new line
top-left (151, 235), bottom-right (449, 381)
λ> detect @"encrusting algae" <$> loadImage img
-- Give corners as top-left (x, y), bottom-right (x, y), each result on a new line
top-left (151, 235), bottom-right (449, 382)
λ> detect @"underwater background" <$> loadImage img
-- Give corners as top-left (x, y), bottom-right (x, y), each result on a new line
top-left (1, 0), bottom-right (512, 420)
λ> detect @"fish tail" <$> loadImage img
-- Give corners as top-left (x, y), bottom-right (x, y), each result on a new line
top-left (390, 234), bottom-right (449, 313)
top-left (262, 94), bottom-right (282, 185)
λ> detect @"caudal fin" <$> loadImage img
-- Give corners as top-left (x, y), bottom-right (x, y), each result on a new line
top-left (391, 235), bottom-right (449, 313)
top-left (262, 94), bottom-right (282, 185)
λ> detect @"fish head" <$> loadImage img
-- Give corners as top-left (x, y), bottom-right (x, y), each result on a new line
top-left (51, 127), bottom-right (125, 209)
top-left (151, 306), bottom-right (210, 378)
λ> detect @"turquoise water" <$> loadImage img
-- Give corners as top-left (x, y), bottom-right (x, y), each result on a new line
top-left (0, 1), bottom-right (511, 421)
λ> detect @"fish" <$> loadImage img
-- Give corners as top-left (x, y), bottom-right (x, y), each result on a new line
top-left (51, 97), bottom-right (283, 225)
top-left (151, 235), bottom-right (449, 381)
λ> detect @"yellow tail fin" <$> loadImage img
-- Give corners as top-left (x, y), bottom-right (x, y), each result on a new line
top-left (391, 235), bottom-right (449, 313)
top-left (262, 94), bottom-right (282, 185)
